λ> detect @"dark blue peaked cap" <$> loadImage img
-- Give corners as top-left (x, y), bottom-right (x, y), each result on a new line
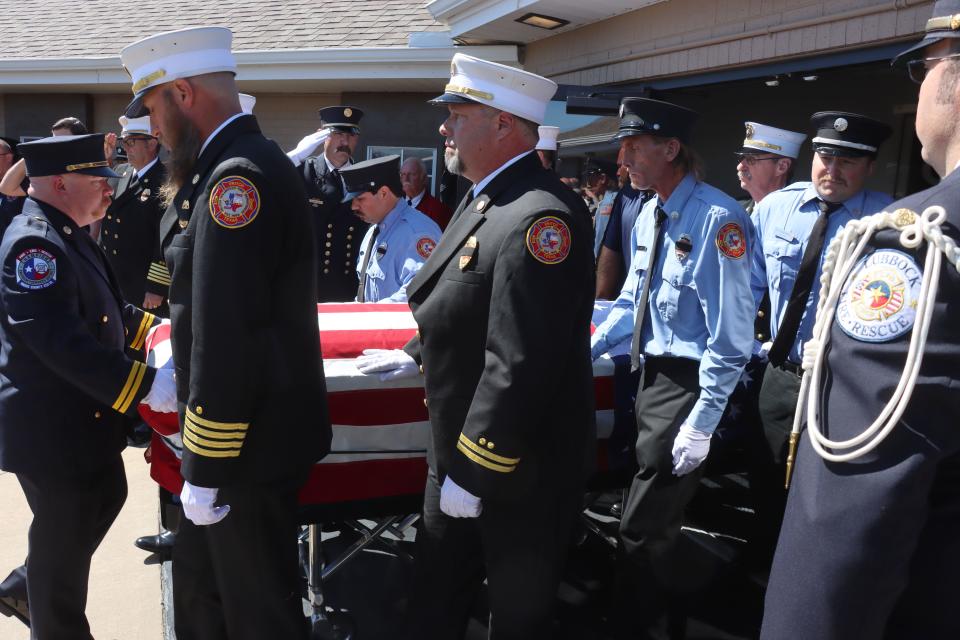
top-left (18, 134), bottom-right (118, 178)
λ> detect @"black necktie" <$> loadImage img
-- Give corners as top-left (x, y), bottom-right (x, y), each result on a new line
top-left (767, 198), bottom-right (842, 366)
top-left (630, 205), bottom-right (669, 372)
top-left (356, 226), bottom-right (381, 303)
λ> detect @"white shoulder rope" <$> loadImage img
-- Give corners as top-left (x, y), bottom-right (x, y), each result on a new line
top-left (784, 205), bottom-right (960, 487)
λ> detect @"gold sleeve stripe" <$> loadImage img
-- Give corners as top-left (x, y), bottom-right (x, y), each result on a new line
top-left (457, 433), bottom-right (521, 465)
top-left (185, 408), bottom-right (249, 431)
top-left (456, 441), bottom-right (516, 473)
top-left (184, 417), bottom-right (247, 441)
top-left (130, 312), bottom-right (156, 350)
top-left (112, 361), bottom-right (147, 413)
top-left (147, 265), bottom-right (171, 285)
top-left (183, 429), bottom-right (244, 449)
top-left (183, 431), bottom-right (242, 458)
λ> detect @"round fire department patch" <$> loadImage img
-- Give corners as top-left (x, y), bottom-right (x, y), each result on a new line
top-left (837, 249), bottom-right (922, 343)
top-left (716, 222), bottom-right (746, 259)
top-left (526, 216), bottom-right (571, 265)
top-left (209, 175), bottom-right (260, 229)
top-left (15, 248), bottom-right (57, 290)
top-left (416, 237), bottom-right (435, 259)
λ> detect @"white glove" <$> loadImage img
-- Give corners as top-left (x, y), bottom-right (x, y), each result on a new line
top-left (671, 423), bottom-right (712, 476)
top-left (286, 129), bottom-right (330, 165)
top-left (590, 335), bottom-right (609, 362)
top-left (355, 348), bottom-right (419, 382)
top-left (757, 340), bottom-right (772, 361)
top-left (439, 475), bottom-right (482, 518)
top-left (180, 481), bottom-right (230, 526)
top-left (140, 368), bottom-right (176, 413)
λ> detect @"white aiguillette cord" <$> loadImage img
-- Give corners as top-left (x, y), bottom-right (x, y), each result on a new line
top-left (784, 205), bottom-right (960, 488)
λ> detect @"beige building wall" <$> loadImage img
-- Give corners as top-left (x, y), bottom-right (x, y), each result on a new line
top-left (91, 92), bottom-right (341, 152)
top-left (524, 0), bottom-right (934, 85)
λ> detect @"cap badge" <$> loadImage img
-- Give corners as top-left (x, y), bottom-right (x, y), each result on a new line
top-left (745, 123), bottom-right (755, 138)
top-left (953, 15), bottom-right (960, 31)
top-left (344, 108), bottom-right (353, 118)
top-left (526, 216), bottom-right (571, 265)
top-left (834, 117), bottom-right (848, 132)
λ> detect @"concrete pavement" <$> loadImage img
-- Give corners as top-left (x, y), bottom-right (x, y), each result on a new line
top-left (0, 446), bottom-right (163, 639)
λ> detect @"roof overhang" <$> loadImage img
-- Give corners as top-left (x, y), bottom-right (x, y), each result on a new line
top-left (0, 42), bottom-right (519, 94)
top-left (428, 0), bottom-right (667, 44)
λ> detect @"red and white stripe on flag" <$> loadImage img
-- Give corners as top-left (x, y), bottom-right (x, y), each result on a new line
top-left (139, 302), bottom-right (616, 505)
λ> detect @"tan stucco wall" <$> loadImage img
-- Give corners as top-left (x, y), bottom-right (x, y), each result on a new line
top-left (91, 92), bottom-right (341, 152)
top-left (524, 0), bottom-right (934, 86)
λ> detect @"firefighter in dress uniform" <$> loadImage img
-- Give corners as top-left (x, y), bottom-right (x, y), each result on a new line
top-left (296, 105), bottom-right (370, 301)
top-left (120, 26), bottom-right (331, 640)
top-left (761, 2), bottom-right (960, 637)
top-left (356, 54), bottom-right (596, 638)
top-left (0, 134), bottom-right (175, 637)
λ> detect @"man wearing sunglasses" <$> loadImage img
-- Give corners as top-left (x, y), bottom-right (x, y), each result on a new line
top-left (100, 115), bottom-right (170, 316)
top-left (762, 2), bottom-right (960, 638)
top-left (749, 110), bottom-right (892, 568)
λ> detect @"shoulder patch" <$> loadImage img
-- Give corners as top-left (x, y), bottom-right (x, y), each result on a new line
top-left (526, 216), bottom-right (571, 265)
top-left (716, 222), bottom-right (746, 259)
top-left (209, 175), bottom-right (260, 229)
top-left (836, 249), bottom-right (922, 343)
top-left (416, 237), bottom-right (436, 259)
top-left (16, 248), bottom-right (57, 290)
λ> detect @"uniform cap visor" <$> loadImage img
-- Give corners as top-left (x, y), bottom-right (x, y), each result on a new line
top-left (813, 144), bottom-right (872, 158)
top-left (75, 165), bottom-right (121, 178)
top-left (892, 35), bottom-right (941, 66)
top-left (124, 93), bottom-right (149, 118)
top-left (428, 92), bottom-right (478, 106)
top-left (341, 189), bottom-right (369, 203)
top-left (327, 125), bottom-right (360, 135)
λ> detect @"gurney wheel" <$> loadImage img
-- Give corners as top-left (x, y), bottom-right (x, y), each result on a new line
top-left (310, 609), bottom-right (356, 640)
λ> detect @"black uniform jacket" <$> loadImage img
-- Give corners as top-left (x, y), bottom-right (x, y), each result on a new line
top-left (101, 160), bottom-right (170, 310)
top-left (403, 152), bottom-right (597, 502)
top-left (160, 114), bottom-right (331, 487)
top-left (298, 155), bottom-right (370, 302)
top-left (0, 198), bottom-right (159, 475)
top-left (821, 169), bottom-right (960, 457)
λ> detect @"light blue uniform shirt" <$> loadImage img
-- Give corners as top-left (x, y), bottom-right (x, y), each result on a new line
top-left (750, 182), bottom-right (893, 364)
top-left (356, 199), bottom-right (442, 303)
top-left (591, 173), bottom-right (754, 434)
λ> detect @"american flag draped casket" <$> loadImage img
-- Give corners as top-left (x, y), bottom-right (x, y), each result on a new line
top-left (139, 303), bottom-right (617, 506)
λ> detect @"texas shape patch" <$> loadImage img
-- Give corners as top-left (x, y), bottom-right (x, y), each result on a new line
top-left (209, 175), bottom-right (260, 229)
top-left (16, 248), bottom-right (57, 290)
top-left (526, 216), bottom-right (571, 264)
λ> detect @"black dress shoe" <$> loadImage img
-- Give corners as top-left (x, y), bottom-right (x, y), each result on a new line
top-left (0, 594), bottom-right (29, 628)
top-left (134, 530), bottom-right (176, 555)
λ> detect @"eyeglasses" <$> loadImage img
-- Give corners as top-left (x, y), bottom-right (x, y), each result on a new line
top-left (906, 52), bottom-right (960, 84)
top-left (738, 155), bottom-right (780, 167)
top-left (120, 136), bottom-right (155, 147)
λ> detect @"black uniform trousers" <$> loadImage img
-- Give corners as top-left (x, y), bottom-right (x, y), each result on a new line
top-left (404, 468), bottom-right (582, 640)
top-left (752, 363), bottom-right (802, 564)
top-left (171, 474), bottom-right (307, 640)
top-left (17, 456), bottom-right (127, 640)
top-left (612, 356), bottom-right (705, 640)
